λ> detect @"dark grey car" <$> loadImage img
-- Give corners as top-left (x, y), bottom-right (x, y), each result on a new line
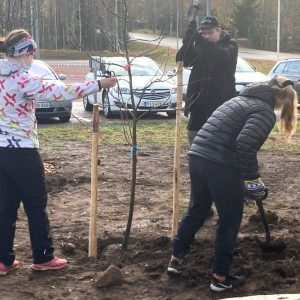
top-left (29, 60), bottom-right (71, 122)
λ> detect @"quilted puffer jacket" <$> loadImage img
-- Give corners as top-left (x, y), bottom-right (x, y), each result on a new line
top-left (188, 82), bottom-right (277, 180)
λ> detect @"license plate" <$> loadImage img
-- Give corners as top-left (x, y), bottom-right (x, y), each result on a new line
top-left (143, 101), bottom-right (164, 107)
top-left (36, 102), bottom-right (50, 108)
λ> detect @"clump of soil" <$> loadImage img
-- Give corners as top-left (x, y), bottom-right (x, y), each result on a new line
top-left (249, 210), bottom-right (279, 225)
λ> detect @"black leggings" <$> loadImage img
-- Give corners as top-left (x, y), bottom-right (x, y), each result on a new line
top-left (0, 148), bottom-right (54, 265)
top-left (173, 155), bottom-right (245, 276)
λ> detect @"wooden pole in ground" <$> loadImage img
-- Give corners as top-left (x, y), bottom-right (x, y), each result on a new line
top-left (89, 104), bottom-right (99, 258)
top-left (172, 61), bottom-right (183, 237)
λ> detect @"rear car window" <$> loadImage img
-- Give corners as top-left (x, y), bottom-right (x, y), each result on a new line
top-left (286, 61), bottom-right (300, 75)
top-left (273, 62), bottom-right (287, 74)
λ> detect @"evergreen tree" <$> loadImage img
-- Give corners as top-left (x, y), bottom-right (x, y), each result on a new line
top-left (232, 0), bottom-right (260, 38)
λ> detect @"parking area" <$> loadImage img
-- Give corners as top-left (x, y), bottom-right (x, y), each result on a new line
top-left (39, 62), bottom-right (299, 128)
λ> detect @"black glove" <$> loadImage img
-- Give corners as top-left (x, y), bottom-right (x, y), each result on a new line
top-left (182, 20), bottom-right (197, 45)
top-left (244, 178), bottom-right (268, 201)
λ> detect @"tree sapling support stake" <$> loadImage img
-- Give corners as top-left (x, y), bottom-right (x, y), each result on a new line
top-left (172, 61), bottom-right (183, 237)
top-left (89, 104), bottom-right (99, 258)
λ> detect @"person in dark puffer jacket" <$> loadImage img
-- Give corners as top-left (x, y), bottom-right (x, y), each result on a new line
top-left (176, 16), bottom-right (238, 145)
top-left (167, 76), bottom-right (298, 292)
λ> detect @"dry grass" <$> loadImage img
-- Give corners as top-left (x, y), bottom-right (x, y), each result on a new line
top-left (40, 43), bottom-right (274, 75)
top-left (40, 42), bottom-right (177, 66)
top-left (245, 58), bottom-right (275, 74)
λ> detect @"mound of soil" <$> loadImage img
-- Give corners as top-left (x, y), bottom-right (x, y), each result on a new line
top-left (1, 141), bottom-right (300, 300)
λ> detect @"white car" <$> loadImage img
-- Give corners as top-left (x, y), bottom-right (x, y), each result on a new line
top-left (181, 57), bottom-right (268, 99)
top-left (29, 59), bottom-right (72, 122)
top-left (83, 57), bottom-right (177, 118)
top-left (29, 60), bottom-right (70, 122)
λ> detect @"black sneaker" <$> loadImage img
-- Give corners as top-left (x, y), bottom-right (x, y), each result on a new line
top-left (167, 260), bottom-right (182, 276)
top-left (210, 275), bottom-right (246, 292)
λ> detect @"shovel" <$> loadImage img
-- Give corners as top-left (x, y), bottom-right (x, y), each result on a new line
top-left (255, 197), bottom-right (286, 252)
top-left (187, 0), bottom-right (200, 22)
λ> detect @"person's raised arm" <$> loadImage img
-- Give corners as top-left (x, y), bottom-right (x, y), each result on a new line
top-left (21, 74), bottom-right (117, 102)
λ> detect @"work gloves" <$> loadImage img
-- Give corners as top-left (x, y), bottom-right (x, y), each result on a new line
top-left (182, 20), bottom-right (197, 46)
top-left (244, 178), bottom-right (268, 201)
top-left (177, 20), bottom-right (213, 63)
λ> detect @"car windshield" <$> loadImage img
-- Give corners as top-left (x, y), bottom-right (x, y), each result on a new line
top-left (236, 58), bottom-right (255, 72)
top-left (29, 62), bottom-right (58, 80)
top-left (108, 60), bottom-right (165, 77)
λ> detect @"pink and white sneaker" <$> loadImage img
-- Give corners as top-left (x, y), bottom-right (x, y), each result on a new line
top-left (0, 260), bottom-right (19, 275)
top-left (31, 257), bottom-right (67, 271)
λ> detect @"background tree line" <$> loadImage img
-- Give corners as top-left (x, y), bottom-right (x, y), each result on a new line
top-left (0, 0), bottom-right (299, 53)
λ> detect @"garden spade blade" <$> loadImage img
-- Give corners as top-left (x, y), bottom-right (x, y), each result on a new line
top-left (255, 198), bottom-right (286, 252)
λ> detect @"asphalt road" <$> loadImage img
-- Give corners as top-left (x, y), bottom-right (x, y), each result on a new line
top-left (36, 101), bottom-right (299, 128)
top-left (37, 33), bottom-right (299, 127)
top-left (37, 101), bottom-right (92, 128)
top-left (45, 60), bottom-right (88, 66)
top-left (129, 32), bottom-right (300, 61)
top-left (43, 33), bottom-right (300, 67)
top-left (37, 101), bottom-right (173, 128)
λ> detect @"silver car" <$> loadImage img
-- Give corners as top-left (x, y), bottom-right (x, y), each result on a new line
top-left (29, 60), bottom-right (71, 122)
top-left (83, 57), bottom-right (177, 118)
top-left (181, 57), bottom-right (268, 100)
top-left (267, 58), bottom-right (300, 108)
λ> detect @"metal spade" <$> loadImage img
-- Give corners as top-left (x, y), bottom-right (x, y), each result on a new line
top-left (255, 198), bottom-right (286, 252)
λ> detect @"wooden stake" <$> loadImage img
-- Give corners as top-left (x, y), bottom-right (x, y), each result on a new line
top-left (89, 104), bottom-right (99, 258)
top-left (172, 61), bottom-right (183, 237)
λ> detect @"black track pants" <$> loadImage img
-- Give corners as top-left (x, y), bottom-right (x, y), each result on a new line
top-left (0, 148), bottom-right (54, 265)
top-left (173, 155), bottom-right (244, 276)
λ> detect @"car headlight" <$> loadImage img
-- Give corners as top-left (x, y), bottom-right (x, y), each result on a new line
top-left (114, 87), bottom-right (130, 94)
top-left (171, 87), bottom-right (177, 94)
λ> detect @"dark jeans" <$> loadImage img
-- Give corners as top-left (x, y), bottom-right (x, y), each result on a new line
top-left (0, 148), bottom-right (54, 265)
top-left (173, 155), bottom-right (244, 276)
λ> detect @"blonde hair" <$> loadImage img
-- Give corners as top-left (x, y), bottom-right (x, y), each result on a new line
top-left (271, 76), bottom-right (298, 138)
top-left (0, 28), bottom-right (31, 57)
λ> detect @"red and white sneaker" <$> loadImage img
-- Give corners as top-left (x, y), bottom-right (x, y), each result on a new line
top-left (31, 257), bottom-right (67, 271)
top-left (0, 260), bottom-right (19, 275)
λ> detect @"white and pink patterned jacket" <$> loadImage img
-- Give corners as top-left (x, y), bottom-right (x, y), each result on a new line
top-left (0, 59), bottom-right (99, 148)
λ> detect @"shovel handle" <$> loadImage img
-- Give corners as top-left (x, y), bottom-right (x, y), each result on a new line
top-left (255, 199), bottom-right (271, 243)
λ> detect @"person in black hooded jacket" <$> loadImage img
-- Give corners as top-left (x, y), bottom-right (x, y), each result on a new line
top-left (177, 16), bottom-right (238, 145)
top-left (167, 76), bottom-right (298, 292)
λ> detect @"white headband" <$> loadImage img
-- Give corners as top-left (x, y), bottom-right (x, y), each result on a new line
top-left (8, 35), bottom-right (37, 57)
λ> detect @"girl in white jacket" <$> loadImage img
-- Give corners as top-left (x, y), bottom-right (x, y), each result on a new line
top-left (0, 28), bottom-right (117, 274)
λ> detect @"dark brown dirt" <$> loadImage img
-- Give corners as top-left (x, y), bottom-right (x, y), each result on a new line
top-left (1, 136), bottom-right (299, 300)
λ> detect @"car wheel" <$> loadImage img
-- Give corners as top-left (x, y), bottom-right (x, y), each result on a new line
top-left (83, 96), bottom-right (93, 112)
top-left (167, 111), bottom-right (176, 118)
top-left (102, 91), bottom-right (113, 118)
top-left (59, 114), bottom-right (71, 122)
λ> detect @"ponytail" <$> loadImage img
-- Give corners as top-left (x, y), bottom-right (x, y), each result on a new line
top-left (271, 76), bottom-right (298, 138)
top-left (0, 37), bottom-right (7, 57)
